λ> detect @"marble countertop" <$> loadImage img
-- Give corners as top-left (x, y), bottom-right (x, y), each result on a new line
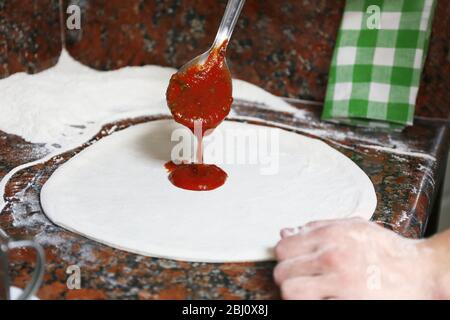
top-left (0, 101), bottom-right (448, 299)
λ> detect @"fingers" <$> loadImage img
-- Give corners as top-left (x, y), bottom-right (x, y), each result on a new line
top-left (280, 217), bottom-right (364, 239)
top-left (280, 226), bottom-right (302, 238)
top-left (280, 275), bottom-right (340, 300)
top-left (276, 218), bottom-right (367, 260)
top-left (280, 220), bottom-right (334, 239)
top-left (275, 235), bottom-right (320, 261)
top-left (273, 254), bottom-right (324, 285)
top-left (274, 218), bottom-right (378, 300)
top-left (275, 227), bottom-right (339, 261)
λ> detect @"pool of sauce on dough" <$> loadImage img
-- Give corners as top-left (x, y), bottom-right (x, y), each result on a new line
top-left (165, 41), bottom-right (231, 191)
top-left (164, 161), bottom-right (227, 191)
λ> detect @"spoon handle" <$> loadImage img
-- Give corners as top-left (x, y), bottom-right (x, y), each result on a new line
top-left (213, 0), bottom-right (246, 48)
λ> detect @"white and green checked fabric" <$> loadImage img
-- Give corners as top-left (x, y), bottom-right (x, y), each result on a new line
top-left (322, 0), bottom-right (436, 129)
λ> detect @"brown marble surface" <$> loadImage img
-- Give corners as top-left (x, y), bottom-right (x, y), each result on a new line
top-left (0, 101), bottom-right (449, 299)
top-left (62, 0), bottom-right (343, 103)
top-left (1, 0), bottom-right (448, 118)
top-left (0, 0), bottom-right (61, 77)
top-left (416, 0), bottom-right (450, 119)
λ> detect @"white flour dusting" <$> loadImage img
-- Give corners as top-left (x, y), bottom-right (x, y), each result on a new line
top-left (359, 144), bottom-right (437, 162)
top-left (231, 115), bottom-right (437, 162)
top-left (0, 49), bottom-right (298, 148)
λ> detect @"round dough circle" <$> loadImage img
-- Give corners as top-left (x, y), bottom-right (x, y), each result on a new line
top-left (41, 120), bottom-right (376, 262)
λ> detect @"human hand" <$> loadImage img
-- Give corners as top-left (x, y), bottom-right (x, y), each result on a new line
top-left (274, 218), bottom-right (448, 299)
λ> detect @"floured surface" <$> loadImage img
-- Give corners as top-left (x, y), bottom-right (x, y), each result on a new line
top-left (0, 50), bottom-right (297, 148)
top-left (41, 120), bottom-right (377, 262)
top-left (0, 49), bottom-right (299, 211)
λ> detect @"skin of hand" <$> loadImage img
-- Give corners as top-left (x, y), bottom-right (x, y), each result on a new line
top-left (274, 218), bottom-right (450, 300)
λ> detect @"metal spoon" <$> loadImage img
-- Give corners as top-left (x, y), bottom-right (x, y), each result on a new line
top-left (178, 0), bottom-right (246, 72)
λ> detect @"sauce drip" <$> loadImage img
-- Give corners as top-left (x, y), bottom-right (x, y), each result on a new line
top-left (165, 41), bottom-right (232, 191)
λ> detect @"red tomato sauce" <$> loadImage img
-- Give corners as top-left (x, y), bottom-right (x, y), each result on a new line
top-left (165, 41), bottom-right (231, 191)
top-left (164, 161), bottom-right (228, 191)
top-left (166, 41), bottom-right (233, 133)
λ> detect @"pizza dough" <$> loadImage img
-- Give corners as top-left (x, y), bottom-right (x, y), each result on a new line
top-left (40, 120), bottom-right (377, 262)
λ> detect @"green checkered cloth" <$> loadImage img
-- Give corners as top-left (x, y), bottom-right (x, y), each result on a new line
top-left (322, 0), bottom-right (436, 129)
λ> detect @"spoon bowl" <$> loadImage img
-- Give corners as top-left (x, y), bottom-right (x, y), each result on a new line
top-left (166, 0), bottom-right (246, 134)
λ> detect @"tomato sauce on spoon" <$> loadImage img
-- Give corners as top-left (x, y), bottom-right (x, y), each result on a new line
top-left (165, 41), bottom-right (232, 191)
